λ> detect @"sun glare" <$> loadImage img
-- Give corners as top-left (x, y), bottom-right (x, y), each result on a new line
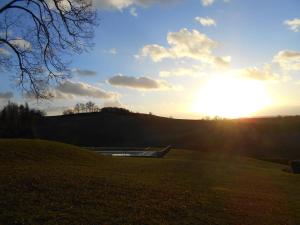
top-left (191, 76), bottom-right (271, 118)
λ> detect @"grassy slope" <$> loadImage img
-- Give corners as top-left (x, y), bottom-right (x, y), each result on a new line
top-left (37, 113), bottom-right (300, 159)
top-left (0, 139), bottom-right (300, 225)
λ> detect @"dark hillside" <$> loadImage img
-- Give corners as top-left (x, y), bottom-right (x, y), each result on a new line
top-left (37, 112), bottom-right (300, 159)
top-left (37, 112), bottom-right (213, 149)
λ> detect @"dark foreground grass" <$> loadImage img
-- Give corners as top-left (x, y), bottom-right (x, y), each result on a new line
top-left (0, 139), bottom-right (300, 225)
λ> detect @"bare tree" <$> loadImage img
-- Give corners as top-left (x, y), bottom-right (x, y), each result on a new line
top-left (94, 105), bottom-right (100, 112)
top-left (86, 101), bottom-right (95, 112)
top-left (0, 0), bottom-right (97, 98)
top-left (74, 103), bottom-right (80, 113)
top-left (79, 102), bottom-right (85, 113)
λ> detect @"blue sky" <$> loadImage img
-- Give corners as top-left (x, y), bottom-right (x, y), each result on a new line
top-left (1, 0), bottom-right (300, 118)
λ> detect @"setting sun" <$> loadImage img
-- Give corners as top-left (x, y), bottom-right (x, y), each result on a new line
top-left (191, 76), bottom-right (272, 118)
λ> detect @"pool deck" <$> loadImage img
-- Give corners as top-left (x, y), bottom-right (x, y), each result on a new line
top-left (86, 146), bottom-right (171, 158)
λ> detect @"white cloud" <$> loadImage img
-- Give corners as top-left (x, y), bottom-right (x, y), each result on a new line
top-left (130, 7), bottom-right (138, 17)
top-left (159, 65), bottom-right (205, 78)
top-left (200, 0), bottom-right (230, 7)
top-left (72, 68), bottom-right (97, 76)
top-left (213, 56), bottom-right (231, 69)
top-left (9, 38), bottom-right (31, 50)
top-left (56, 80), bottom-right (117, 99)
top-left (284, 18), bottom-right (300, 32)
top-left (201, 0), bottom-right (214, 6)
top-left (109, 48), bottom-right (117, 55)
top-left (139, 28), bottom-right (230, 68)
top-left (238, 64), bottom-right (280, 81)
top-left (45, 0), bottom-right (71, 11)
top-left (140, 44), bottom-right (172, 62)
top-left (93, 0), bottom-right (179, 10)
top-left (141, 46), bottom-right (167, 62)
top-left (93, 0), bottom-right (132, 10)
top-left (104, 48), bottom-right (117, 55)
top-left (107, 74), bottom-right (180, 90)
top-left (195, 17), bottom-right (216, 26)
top-left (103, 99), bottom-right (123, 108)
top-left (141, 28), bottom-right (217, 62)
top-left (273, 50), bottom-right (300, 71)
top-left (23, 89), bottom-right (74, 100)
top-left (49, 90), bottom-right (75, 99)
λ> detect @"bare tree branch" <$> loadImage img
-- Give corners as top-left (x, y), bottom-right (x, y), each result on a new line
top-left (0, 0), bottom-right (98, 98)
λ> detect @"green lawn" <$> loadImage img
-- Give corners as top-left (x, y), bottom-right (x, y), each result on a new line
top-left (0, 139), bottom-right (300, 225)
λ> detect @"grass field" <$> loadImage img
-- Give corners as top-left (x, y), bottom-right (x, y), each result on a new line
top-left (0, 139), bottom-right (300, 225)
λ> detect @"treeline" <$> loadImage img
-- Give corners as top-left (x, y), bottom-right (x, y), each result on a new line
top-left (63, 101), bottom-right (99, 115)
top-left (63, 102), bottom-right (131, 115)
top-left (0, 102), bottom-right (45, 138)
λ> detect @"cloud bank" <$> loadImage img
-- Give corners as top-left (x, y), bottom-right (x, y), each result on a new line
top-left (238, 64), bottom-right (280, 81)
top-left (93, 0), bottom-right (228, 10)
top-left (273, 50), bottom-right (300, 71)
top-left (159, 65), bottom-right (205, 78)
top-left (72, 68), bottom-right (97, 76)
top-left (93, 0), bottom-right (180, 10)
top-left (108, 74), bottom-right (179, 90)
top-left (0, 92), bottom-right (13, 100)
top-left (103, 99), bottom-right (123, 108)
top-left (56, 80), bottom-right (116, 99)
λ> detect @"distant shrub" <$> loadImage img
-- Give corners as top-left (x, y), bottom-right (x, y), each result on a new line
top-left (101, 107), bottom-right (131, 115)
top-left (258, 158), bottom-right (289, 165)
top-left (290, 160), bottom-right (300, 174)
top-left (282, 167), bottom-right (292, 173)
top-left (63, 109), bottom-right (74, 115)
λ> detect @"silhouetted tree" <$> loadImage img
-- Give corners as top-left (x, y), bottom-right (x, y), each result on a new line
top-left (79, 103), bottom-right (86, 113)
top-left (0, 0), bottom-right (97, 98)
top-left (86, 101), bottom-right (95, 112)
top-left (0, 102), bottom-right (45, 137)
top-left (63, 102), bottom-right (103, 115)
top-left (74, 103), bottom-right (80, 114)
top-left (101, 107), bottom-right (131, 114)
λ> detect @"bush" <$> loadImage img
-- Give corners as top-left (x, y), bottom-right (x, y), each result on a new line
top-left (290, 160), bottom-right (300, 174)
top-left (101, 107), bottom-right (131, 114)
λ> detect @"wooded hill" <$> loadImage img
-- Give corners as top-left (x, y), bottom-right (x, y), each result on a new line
top-left (36, 111), bottom-right (300, 160)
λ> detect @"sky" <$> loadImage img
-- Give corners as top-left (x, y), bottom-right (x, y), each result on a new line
top-left (1, 0), bottom-right (300, 118)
